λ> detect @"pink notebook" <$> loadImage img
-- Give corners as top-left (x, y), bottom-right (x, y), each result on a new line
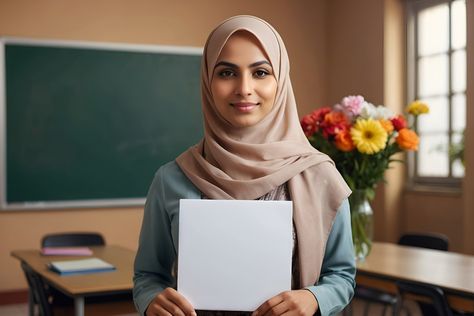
top-left (41, 247), bottom-right (93, 256)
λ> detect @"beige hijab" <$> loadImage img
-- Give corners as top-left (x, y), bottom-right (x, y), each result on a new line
top-left (176, 15), bottom-right (351, 287)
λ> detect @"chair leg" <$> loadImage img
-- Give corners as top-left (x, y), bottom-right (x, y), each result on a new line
top-left (362, 302), bottom-right (371, 316)
top-left (28, 289), bottom-right (35, 316)
top-left (390, 303), bottom-right (396, 316)
top-left (394, 297), bottom-right (404, 316)
top-left (342, 302), bottom-right (353, 316)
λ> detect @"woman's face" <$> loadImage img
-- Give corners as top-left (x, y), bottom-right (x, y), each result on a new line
top-left (211, 31), bottom-right (277, 128)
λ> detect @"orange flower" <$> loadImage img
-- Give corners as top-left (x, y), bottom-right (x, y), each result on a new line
top-left (379, 119), bottom-right (394, 134)
top-left (396, 128), bottom-right (419, 150)
top-left (324, 111), bottom-right (348, 126)
top-left (335, 130), bottom-right (355, 152)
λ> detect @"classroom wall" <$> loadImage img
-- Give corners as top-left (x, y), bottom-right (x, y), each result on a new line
top-left (325, 0), bottom-right (471, 254)
top-left (463, 0), bottom-right (474, 255)
top-left (1, 0), bottom-right (472, 295)
top-left (0, 0), bottom-right (329, 292)
top-left (326, 0), bottom-right (393, 242)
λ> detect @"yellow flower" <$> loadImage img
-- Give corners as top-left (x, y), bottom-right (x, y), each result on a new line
top-left (350, 119), bottom-right (388, 154)
top-left (406, 100), bottom-right (429, 115)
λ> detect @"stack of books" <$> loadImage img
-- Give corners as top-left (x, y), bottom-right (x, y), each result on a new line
top-left (48, 258), bottom-right (116, 275)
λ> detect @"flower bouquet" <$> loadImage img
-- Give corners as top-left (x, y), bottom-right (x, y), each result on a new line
top-left (301, 95), bottom-right (429, 260)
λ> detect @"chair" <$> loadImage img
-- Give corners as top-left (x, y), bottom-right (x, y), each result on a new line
top-left (22, 232), bottom-right (133, 316)
top-left (352, 232), bottom-right (449, 316)
top-left (398, 233), bottom-right (449, 251)
top-left (21, 261), bottom-right (53, 316)
top-left (395, 281), bottom-right (453, 316)
top-left (41, 232), bottom-right (105, 248)
top-left (397, 232), bottom-right (457, 316)
top-left (23, 232), bottom-right (105, 315)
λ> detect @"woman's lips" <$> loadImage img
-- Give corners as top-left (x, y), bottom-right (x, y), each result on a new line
top-left (231, 102), bottom-right (260, 113)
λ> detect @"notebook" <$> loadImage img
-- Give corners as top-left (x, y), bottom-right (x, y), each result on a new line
top-left (177, 199), bottom-right (293, 311)
top-left (48, 258), bottom-right (115, 275)
top-left (41, 247), bottom-right (93, 256)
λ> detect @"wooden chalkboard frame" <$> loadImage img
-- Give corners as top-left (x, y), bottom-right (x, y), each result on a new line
top-left (0, 37), bottom-right (203, 210)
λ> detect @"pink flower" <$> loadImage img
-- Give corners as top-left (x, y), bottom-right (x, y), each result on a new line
top-left (337, 95), bottom-right (365, 117)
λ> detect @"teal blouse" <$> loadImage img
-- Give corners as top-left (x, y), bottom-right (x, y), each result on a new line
top-left (133, 161), bottom-right (356, 316)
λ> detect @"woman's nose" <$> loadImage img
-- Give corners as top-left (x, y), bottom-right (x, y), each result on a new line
top-left (235, 75), bottom-right (252, 96)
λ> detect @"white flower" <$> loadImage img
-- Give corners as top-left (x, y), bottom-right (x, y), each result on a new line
top-left (359, 103), bottom-right (394, 120)
top-left (374, 105), bottom-right (394, 120)
top-left (359, 102), bottom-right (377, 119)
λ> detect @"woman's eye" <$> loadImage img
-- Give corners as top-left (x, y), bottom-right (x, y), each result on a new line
top-left (254, 69), bottom-right (270, 78)
top-left (218, 70), bottom-right (235, 78)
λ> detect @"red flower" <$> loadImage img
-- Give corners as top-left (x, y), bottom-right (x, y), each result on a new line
top-left (301, 114), bottom-right (317, 137)
top-left (320, 111), bottom-right (350, 138)
top-left (301, 107), bottom-right (332, 137)
top-left (390, 115), bottom-right (407, 131)
top-left (311, 107), bottom-right (331, 124)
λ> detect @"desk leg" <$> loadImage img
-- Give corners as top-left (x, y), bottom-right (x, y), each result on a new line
top-left (74, 296), bottom-right (85, 316)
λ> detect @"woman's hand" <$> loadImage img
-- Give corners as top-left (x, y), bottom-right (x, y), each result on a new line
top-left (146, 287), bottom-right (196, 316)
top-left (252, 290), bottom-right (319, 316)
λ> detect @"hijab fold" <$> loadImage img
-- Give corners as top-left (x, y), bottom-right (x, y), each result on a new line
top-left (176, 15), bottom-right (351, 287)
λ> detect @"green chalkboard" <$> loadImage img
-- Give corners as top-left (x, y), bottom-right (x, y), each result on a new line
top-left (2, 39), bottom-right (203, 208)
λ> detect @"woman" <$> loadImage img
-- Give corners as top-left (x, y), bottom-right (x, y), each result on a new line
top-left (134, 15), bottom-right (355, 316)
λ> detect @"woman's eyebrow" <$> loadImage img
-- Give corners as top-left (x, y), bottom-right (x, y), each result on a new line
top-left (249, 60), bottom-right (271, 68)
top-left (214, 61), bottom-right (238, 69)
top-left (214, 60), bottom-right (272, 69)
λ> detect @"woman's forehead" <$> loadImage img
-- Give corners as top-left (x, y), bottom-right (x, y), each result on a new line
top-left (216, 31), bottom-right (271, 65)
top-left (204, 20), bottom-right (282, 81)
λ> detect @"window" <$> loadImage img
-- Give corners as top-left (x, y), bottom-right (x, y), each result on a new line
top-left (407, 0), bottom-right (466, 186)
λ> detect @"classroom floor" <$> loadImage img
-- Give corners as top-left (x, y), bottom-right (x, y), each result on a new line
top-left (0, 299), bottom-right (421, 316)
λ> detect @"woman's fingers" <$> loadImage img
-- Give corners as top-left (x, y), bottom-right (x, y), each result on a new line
top-left (146, 287), bottom-right (196, 316)
top-left (253, 290), bottom-right (318, 316)
top-left (165, 288), bottom-right (196, 316)
top-left (253, 293), bottom-right (285, 316)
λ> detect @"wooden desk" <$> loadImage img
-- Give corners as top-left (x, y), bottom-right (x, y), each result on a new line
top-left (356, 242), bottom-right (474, 312)
top-left (11, 245), bottom-right (135, 316)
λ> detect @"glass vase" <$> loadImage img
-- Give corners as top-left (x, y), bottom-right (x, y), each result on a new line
top-left (349, 189), bottom-right (374, 261)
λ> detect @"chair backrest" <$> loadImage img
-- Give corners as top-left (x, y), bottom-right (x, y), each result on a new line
top-left (41, 232), bottom-right (105, 248)
top-left (397, 233), bottom-right (450, 316)
top-left (398, 233), bottom-right (449, 251)
top-left (396, 281), bottom-right (453, 316)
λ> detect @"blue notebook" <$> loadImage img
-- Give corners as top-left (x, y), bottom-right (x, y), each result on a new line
top-left (48, 258), bottom-right (115, 275)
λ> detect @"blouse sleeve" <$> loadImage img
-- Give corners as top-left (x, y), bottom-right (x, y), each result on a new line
top-left (305, 198), bottom-right (356, 316)
top-left (133, 167), bottom-right (176, 315)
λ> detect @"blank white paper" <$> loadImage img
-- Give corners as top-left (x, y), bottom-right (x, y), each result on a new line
top-left (177, 199), bottom-right (293, 311)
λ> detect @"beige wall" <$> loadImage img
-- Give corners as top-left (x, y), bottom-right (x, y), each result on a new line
top-left (326, 0), bottom-right (402, 243)
top-left (1, 0), bottom-right (473, 295)
top-left (326, 0), bottom-right (384, 105)
top-left (325, 0), bottom-right (472, 252)
top-left (403, 192), bottom-right (464, 252)
top-left (463, 0), bottom-right (474, 254)
top-left (0, 0), bottom-right (328, 292)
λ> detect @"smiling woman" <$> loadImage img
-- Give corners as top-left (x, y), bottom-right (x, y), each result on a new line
top-left (211, 31), bottom-right (277, 128)
top-left (133, 15), bottom-right (356, 316)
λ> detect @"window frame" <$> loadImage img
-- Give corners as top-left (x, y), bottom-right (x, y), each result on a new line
top-left (406, 0), bottom-right (466, 188)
